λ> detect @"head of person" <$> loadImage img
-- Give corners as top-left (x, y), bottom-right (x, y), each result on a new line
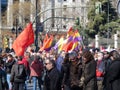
top-left (17, 56), bottom-right (23, 61)
top-left (82, 50), bottom-right (94, 63)
top-left (59, 51), bottom-right (66, 58)
top-left (109, 50), bottom-right (120, 61)
top-left (69, 51), bottom-right (77, 62)
top-left (97, 52), bottom-right (104, 61)
top-left (45, 59), bottom-right (56, 71)
top-left (77, 50), bottom-right (83, 59)
top-left (0, 57), bottom-right (4, 67)
top-left (63, 53), bottom-right (69, 64)
top-left (103, 51), bottom-right (110, 59)
top-left (7, 54), bottom-right (14, 61)
top-left (24, 52), bottom-right (30, 59)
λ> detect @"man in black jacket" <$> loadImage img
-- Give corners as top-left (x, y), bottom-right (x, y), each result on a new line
top-left (44, 59), bottom-right (61, 90)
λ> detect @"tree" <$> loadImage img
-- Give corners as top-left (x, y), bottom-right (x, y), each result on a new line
top-left (87, 0), bottom-right (119, 38)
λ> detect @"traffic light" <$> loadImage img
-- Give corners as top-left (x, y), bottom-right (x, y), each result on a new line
top-left (75, 17), bottom-right (80, 25)
top-left (37, 23), bottom-right (44, 32)
top-left (95, 1), bottom-right (102, 14)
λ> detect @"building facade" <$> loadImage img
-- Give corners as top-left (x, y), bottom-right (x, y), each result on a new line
top-left (4, 0), bottom-right (90, 32)
top-left (41, 0), bottom-right (90, 31)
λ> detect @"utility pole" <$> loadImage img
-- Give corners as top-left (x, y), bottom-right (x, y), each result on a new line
top-left (51, 0), bottom-right (55, 27)
top-left (0, 0), bottom-right (2, 48)
top-left (0, 0), bottom-right (1, 29)
top-left (35, 0), bottom-right (39, 52)
top-left (107, 0), bottom-right (110, 46)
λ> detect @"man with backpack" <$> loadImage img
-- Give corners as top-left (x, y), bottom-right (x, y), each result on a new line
top-left (10, 56), bottom-right (27, 90)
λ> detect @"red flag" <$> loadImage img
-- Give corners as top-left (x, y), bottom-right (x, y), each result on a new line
top-left (12, 22), bottom-right (34, 56)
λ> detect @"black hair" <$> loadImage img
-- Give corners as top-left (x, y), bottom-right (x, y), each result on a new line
top-left (49, 59), bottom-right (56, 67)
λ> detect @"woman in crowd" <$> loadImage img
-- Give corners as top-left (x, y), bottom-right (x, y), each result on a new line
top-left (104, 50), bottom-right (120, 90)
top-left (82, 50), bottom-right (97, 90)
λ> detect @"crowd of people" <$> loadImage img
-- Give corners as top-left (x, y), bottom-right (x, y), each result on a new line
top-left (0, 47), bottom-right (120, 90)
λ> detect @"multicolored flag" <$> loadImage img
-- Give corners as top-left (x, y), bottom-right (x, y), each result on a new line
top-left (67, 27), bottom-right (74, 37)
top-left (40, 35), bottom-right (53, 51)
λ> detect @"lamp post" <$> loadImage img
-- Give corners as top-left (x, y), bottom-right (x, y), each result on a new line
top-left (35, 0), bottom-right (39, 52)
top-left (107, 0), bottom-right (110, 45)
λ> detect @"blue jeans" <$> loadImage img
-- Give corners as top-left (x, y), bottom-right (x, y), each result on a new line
top-left (24, 76), bottom-right (29, 90)
top-left (7, 74), bottom-right (12, 90)
top-left (32, 76), bottom-right (42, 90)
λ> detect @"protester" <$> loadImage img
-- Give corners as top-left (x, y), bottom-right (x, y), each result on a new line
top-left (44, 59), bottom-right (61, 90)
top-left (29, 54), bottom-right (44, 90)
top-left (96, 52), bottom-right (105, 90)
top-left (0, 57), bottom-right (8, 90)
top-left (10, 56), bottom-right (27, 90)
top-left (82, 50), bottom-right (97, 90)
top-left (69, 51), bottom-right (82, 90)
top-left (56, 51), bottom-right (66, 72)
top-left (61, 53), bottom-right (71, 90)
top-left (103, 51), bottom-right (111, 72)
top-left (22, 52), bottom-right (31, 90)
top-left (5, 54), bottom-right (16, 90)
top-left (103, 50), bottom-right (120, 90)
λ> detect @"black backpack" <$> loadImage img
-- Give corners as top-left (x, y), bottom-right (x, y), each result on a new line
top-left (15, 64), bottom-right (27, 79)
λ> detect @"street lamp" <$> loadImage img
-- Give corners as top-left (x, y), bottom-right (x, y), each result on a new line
top-left (11, 19), bottom-right (22, 38)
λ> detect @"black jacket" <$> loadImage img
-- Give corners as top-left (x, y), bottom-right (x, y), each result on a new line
top-left (83, 60), bottom-right (97, 90)
top-left (5, 60), bottom-right (16, 74)
top-left (104, 60), bottom-right (120, 90)
top-left (61, 63), bottom-right (70, 86)
top-left (44, 67), bottom-right (61, 90)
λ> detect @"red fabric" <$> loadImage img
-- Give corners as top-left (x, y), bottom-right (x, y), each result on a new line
top-left (18, 61), bottom-right (24, 64)
top-left (22, 57), bottom-right (30, 69)
top-left (62, 41), bottom-right (74, 52)
top-left (96, 69), bottom-right (104, 77)
top-left (67, 27), bottom-right (74, 37)
top-left (30, 60), bottom-right (43, 77)
top-left (12, 23), bottom-right (34, 56)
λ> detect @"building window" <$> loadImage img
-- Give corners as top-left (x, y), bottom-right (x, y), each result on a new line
top-left (81, 0), bottom-right (84, 3)
top-left (63, 15), bottom-right (66, 21)
top-left (25, 0), bottom-right (30, 1)
top-left (63, 5), bottom-right (67, 11)
top-left (73, 0), bottom-right (75, 2)
top-left (72, 7), bottom-right (76, 12)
